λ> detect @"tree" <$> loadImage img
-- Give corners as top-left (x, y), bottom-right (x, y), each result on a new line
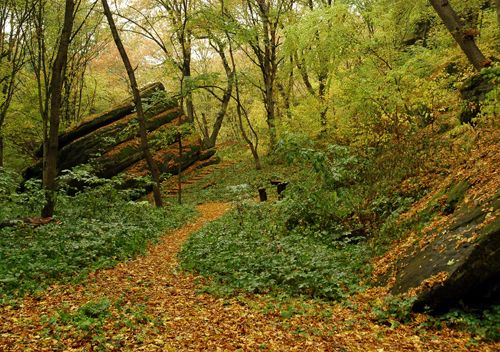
top-left (101, 0), bottom-right (164, 207)
top-left (115, 0), bottom-right (196, 123)
top-left (286, 3), bottom-right (356, 134)
top-left (61, 1), bottom-right (103, 126)
top-left (0, 0), bottom-right (34, 167)
top-left (238, 0), bottom-right (292, 152)
top-left (228, 36), bottom-right (262, 170)
top-left (189, 2), bottom-right (236, 149)
top-left (42, 0), bottom-right (76, 217)
top-left (115, 0), bottom-right (235, 150)
top-left (428, 0), bottom-right (490, 71)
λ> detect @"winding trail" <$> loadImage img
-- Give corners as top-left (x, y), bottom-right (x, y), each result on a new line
top-left (1, 202), bottom-right (498, 351)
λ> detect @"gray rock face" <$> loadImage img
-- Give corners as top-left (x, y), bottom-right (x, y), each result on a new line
top-left (391, 195), bottom-right (500, 313)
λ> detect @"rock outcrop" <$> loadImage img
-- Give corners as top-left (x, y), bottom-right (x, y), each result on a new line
top-left (391, 193), bottom-right (500, 313)
top-left (23, 83), bottom-right (216, 192)
top-left (375, 134), bottom-right (500, 313)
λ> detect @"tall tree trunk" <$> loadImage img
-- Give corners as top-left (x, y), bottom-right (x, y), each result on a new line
top-left (497, 0), bottom-right (500, 28)
top-left (41, 0), bottom-right (75, 218)
top-left (183, 55), bottom-right (195, 123)
top-left (428, 0), bottom-right (490, 71)
top-left (181, 28), bottom-right (195, 124)
top-left (206, 41), bottom-right (234, 149)
top-left (227, 36), bottom-right (262, 170)
top-left (177, 133), bottom-right (182, 205)
top-left (318, 72), bottom-right (328, 134)
top-left (101, 0), bottom-right (163, 207)
top-left (260, 1), bottom-right (277, 152)
top-left (0, 134), bottom-right (4, 168)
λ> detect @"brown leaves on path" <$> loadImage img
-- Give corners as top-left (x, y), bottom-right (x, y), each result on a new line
top-left (0, 202), bottom-right (498, 351)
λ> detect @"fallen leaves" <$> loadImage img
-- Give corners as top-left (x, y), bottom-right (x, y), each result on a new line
top-left (0, 202), bottom-right (498, 351)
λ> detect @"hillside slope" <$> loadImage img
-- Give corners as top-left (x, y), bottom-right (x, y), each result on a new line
top-left (373, 126), bottom-right (499, 312)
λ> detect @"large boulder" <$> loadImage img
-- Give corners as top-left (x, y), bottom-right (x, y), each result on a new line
top-left (23, 83), bottom-right (216, 193)
top-left (390, 193), bottom-right (499, 313)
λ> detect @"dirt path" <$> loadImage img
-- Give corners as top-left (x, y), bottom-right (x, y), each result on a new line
top-left (0, 202), bottom-right (498, 351)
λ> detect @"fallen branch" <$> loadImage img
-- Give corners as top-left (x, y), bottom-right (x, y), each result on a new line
top-left (0, 217), bottom-right (56, 229)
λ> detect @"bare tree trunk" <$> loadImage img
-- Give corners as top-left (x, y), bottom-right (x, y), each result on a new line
top-left (318, 73), bottom-right (328, 134)
top-left (428, 0), bottom-right (490, 71)
top-left (206, 39), bottom-right (234, 149)
top-left (42, 0), bottom-right (75, 218)
top-left (177, 133), bottom-right (182, 204)
top-left (228, 36), bottom-right (262, 170)
top-left (183, 45), bottom-right (195, 123)
top-left (0, 135), bottom-right (4, 168)
top-left (101, 0), bottom-right (163, 207)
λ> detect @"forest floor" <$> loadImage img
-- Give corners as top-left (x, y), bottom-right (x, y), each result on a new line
top-left (1, 202), bottom-right (498, 351)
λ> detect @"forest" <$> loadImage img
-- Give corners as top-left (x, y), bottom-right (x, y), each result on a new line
top-left (0, 0), bottom-right (499, 350)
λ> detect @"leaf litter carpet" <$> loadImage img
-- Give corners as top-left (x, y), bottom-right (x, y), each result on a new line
top-left (1, 202), bottom-right (498, 351)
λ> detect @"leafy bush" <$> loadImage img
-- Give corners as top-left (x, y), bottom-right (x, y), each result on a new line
top-left (423, 306), bottom-right (500, 342)
top-left (274, 133), bottom-right (360, 189)
top-left (42, 297), bottom-right (112, 348)
top-left (0, 171), bottom-right (196, 298)
top-left (371, 295), bottom-right (416, 328)
top-left (180, 202), bottom-right (371, 300)
top-left (0, 168), bottom-right (45, 221)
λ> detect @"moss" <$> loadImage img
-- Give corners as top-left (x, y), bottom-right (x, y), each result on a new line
top-left (420, 188), bottom-right (447, 223)
top-left (443, 180), bottom-right (470, 215)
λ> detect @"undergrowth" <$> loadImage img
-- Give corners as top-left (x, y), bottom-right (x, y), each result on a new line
top-left (372, 295), bottom-right (500, 342)
top-left (180, 203), bottom-right (371, 300)
top-left (41, 296), bottom-right (160, 350)
top-left (0, 168), bottom-right (196, 299)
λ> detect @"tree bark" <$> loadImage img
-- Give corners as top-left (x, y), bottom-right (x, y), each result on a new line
top-left (101, 0), bottom-right (163, 207)
top-left (227, 34), bottom-right (262, 170)
top-left (177, 133), bottom-right (182, 204)
top-left (183, 48), bottom-right (195, 123)
top-left (206, 39), bottom-right (234, 149)
top-left (0, 135), bottom-right (4, 168)
top-left (259, 0), bottom-right (277, 151)
top-left (41, 0), bottom-right (75, 218)
top-left (497, 0), bottom-right (500, 28)
top-left (428, 0), bottom-right (490, 71)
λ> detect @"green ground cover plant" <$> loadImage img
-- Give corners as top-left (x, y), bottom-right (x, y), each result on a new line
top-left (0, 168), bottom-right (196, 298)
top-left (180, 202), bottom-right (371, 300)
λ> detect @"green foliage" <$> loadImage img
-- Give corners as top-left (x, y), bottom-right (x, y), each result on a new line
top-left (41, 296), bottom-right (158, 349)
top-left (0, 168), bottom-right (45, 220)
top-left (274, 132), bottom-right (359, 188)
top-left (432, 306), bottom-right (500, 342)
top-left (372, 298), bottom-right (500, 342)
top-left (0, 170), bottom-right (196, 298)
top-left (180, 201), bottom-right (371, 300)
top-left (42, 298), bottom-right (111, 348)
top-left (371, 295), bottom-right (416, 328)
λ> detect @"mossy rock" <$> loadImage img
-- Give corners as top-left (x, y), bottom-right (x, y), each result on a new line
top-left (459, 67), bottom-right (499, 124)
top-left (443, 180), bottom-right (470, 215)
top-left (22, 83), bottom-right (217, 196)
top-left (390, 194), bottom-right (500, 313)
